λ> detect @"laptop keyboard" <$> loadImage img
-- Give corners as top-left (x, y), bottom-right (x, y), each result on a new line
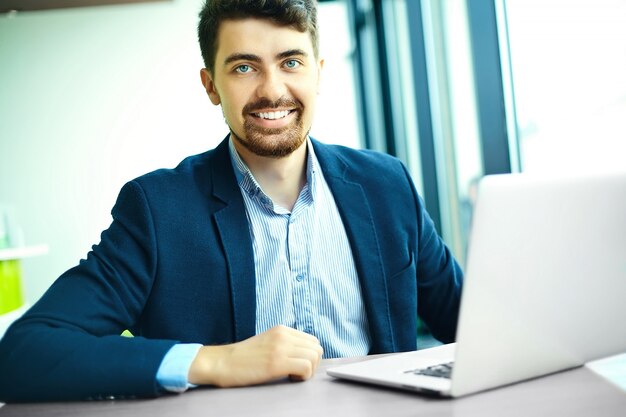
top-left (404, 361), bottom-right (455, 379)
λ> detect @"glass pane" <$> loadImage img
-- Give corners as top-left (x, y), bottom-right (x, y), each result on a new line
top-left (418, 0), bottom-right (483, 265)
top-left (311, 1), bottom-right (362, 149)
top-left (504, 0), bottom-right (626, 174)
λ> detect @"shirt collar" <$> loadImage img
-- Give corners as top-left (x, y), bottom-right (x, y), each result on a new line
top-left (228, 136), bottom-right (319, 211)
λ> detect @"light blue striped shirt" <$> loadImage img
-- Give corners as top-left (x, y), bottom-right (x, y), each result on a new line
top-left (156, 138), bottom-right (371, 392)
top-left (229, 138), bottom-right (371, 359)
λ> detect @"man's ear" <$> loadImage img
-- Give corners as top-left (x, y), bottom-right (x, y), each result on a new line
top-left (316, 58), bottom-right (325, 94)
top-left (200, 68), bottom-right (221, 105)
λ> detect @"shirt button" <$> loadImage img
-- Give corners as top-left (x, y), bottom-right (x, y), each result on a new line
top-left (295, 274), bottom-right (304, 282)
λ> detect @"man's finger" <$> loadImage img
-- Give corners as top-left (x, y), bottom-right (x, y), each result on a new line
top-left (285, 357), bottom-right (315, 381)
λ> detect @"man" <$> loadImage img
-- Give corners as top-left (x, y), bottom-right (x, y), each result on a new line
top-left (0, 0), bottom-right (462, 402)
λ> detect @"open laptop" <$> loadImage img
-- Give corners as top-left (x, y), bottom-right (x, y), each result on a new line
top-left (327, 172), bottom-right (626, 397)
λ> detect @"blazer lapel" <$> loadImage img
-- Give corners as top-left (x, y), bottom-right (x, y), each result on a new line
top-left (210, 139), bottom-right (257, 342)
top-left (312, 141), bottom-right (395, 353)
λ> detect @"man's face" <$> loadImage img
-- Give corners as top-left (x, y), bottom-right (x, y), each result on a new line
top-left (201, 18), bottom-right (323, 158)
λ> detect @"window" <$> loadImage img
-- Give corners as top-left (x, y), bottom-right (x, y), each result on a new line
top-left (501, 0), bottom-right (626, 174)
top-left (349, 0), bottom-right (486, 265)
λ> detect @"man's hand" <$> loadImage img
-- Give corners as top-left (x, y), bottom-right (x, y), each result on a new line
top-left (187, 325), bottom-right (324, 387)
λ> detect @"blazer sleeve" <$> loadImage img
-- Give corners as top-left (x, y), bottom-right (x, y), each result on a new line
top-left (404, 165), bottom-right (463, 343)
top-left (0, 180), bottom-right (179, 402)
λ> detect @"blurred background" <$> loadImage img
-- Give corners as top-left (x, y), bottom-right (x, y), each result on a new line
top-left (0, 0), bottom-right (625, 308)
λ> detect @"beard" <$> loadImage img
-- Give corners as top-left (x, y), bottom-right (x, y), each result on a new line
top-left (230, 97), bottom-right (308, 158)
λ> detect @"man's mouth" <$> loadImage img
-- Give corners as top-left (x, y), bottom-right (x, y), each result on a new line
top-left (253, 110), bottom-right (294, 120)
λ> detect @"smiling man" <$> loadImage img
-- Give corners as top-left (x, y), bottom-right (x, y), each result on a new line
top-left (0, 0), bottom-right (463, 402)
top-left (204, 20), bottom-right (316, 159)
top-left (200, 16), bottom-right (321, 210)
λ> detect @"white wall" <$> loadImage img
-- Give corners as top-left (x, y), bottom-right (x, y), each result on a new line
top-left (0, 0), bottom-right (360, 304)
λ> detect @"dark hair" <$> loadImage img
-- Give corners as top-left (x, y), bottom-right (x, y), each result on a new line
top-left (198, 0), bottom-right (319, 75)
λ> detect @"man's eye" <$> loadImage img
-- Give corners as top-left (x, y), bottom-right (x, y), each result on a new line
top-left (284, 60), bottom-right (300, 69)
top-left (235, 65), bottom-right (251, 73)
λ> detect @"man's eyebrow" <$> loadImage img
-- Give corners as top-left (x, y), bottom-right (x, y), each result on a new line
top-left (223, 53), bottom-right (261, 66)
top-left (223, 49), bottom-right (309, 66)
top-left (277, 49), bottom-right (308, 60)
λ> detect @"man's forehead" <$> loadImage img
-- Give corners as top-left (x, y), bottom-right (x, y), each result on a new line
top-left (215, 18), bottom-right (315, 60)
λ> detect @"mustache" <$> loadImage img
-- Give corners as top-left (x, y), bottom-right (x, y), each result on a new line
top-left (243, 97), bottom-right (303, 114)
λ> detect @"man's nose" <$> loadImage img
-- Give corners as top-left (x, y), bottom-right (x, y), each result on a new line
top-left (255, 70), bottom-right (287, 102)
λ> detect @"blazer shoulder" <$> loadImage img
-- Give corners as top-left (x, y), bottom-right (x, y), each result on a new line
top-left (131, 136), bottom-right (235, 193)
top-left (313, 140), bottom-right (404, 173)
top-left (313, 141), bottom-right (409, 187)
top-left (134, 149), bottom-right (215, 186)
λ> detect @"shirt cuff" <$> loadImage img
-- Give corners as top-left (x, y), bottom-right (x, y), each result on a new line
top-left (156, 343), bottom-right (203, 393)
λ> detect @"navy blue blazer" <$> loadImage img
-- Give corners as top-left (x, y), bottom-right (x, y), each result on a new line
top-left (0, 138), bottom-right (463, 402)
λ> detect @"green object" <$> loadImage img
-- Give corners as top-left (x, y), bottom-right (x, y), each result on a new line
top-left (0, 259), bottom-right (24, 315)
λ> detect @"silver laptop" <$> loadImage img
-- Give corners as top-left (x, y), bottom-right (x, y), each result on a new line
top-left (327, 172), bottom-right (626, 397)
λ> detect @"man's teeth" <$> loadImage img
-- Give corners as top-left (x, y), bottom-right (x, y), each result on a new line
top-left (256, 110), bottom-right (290, 120)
